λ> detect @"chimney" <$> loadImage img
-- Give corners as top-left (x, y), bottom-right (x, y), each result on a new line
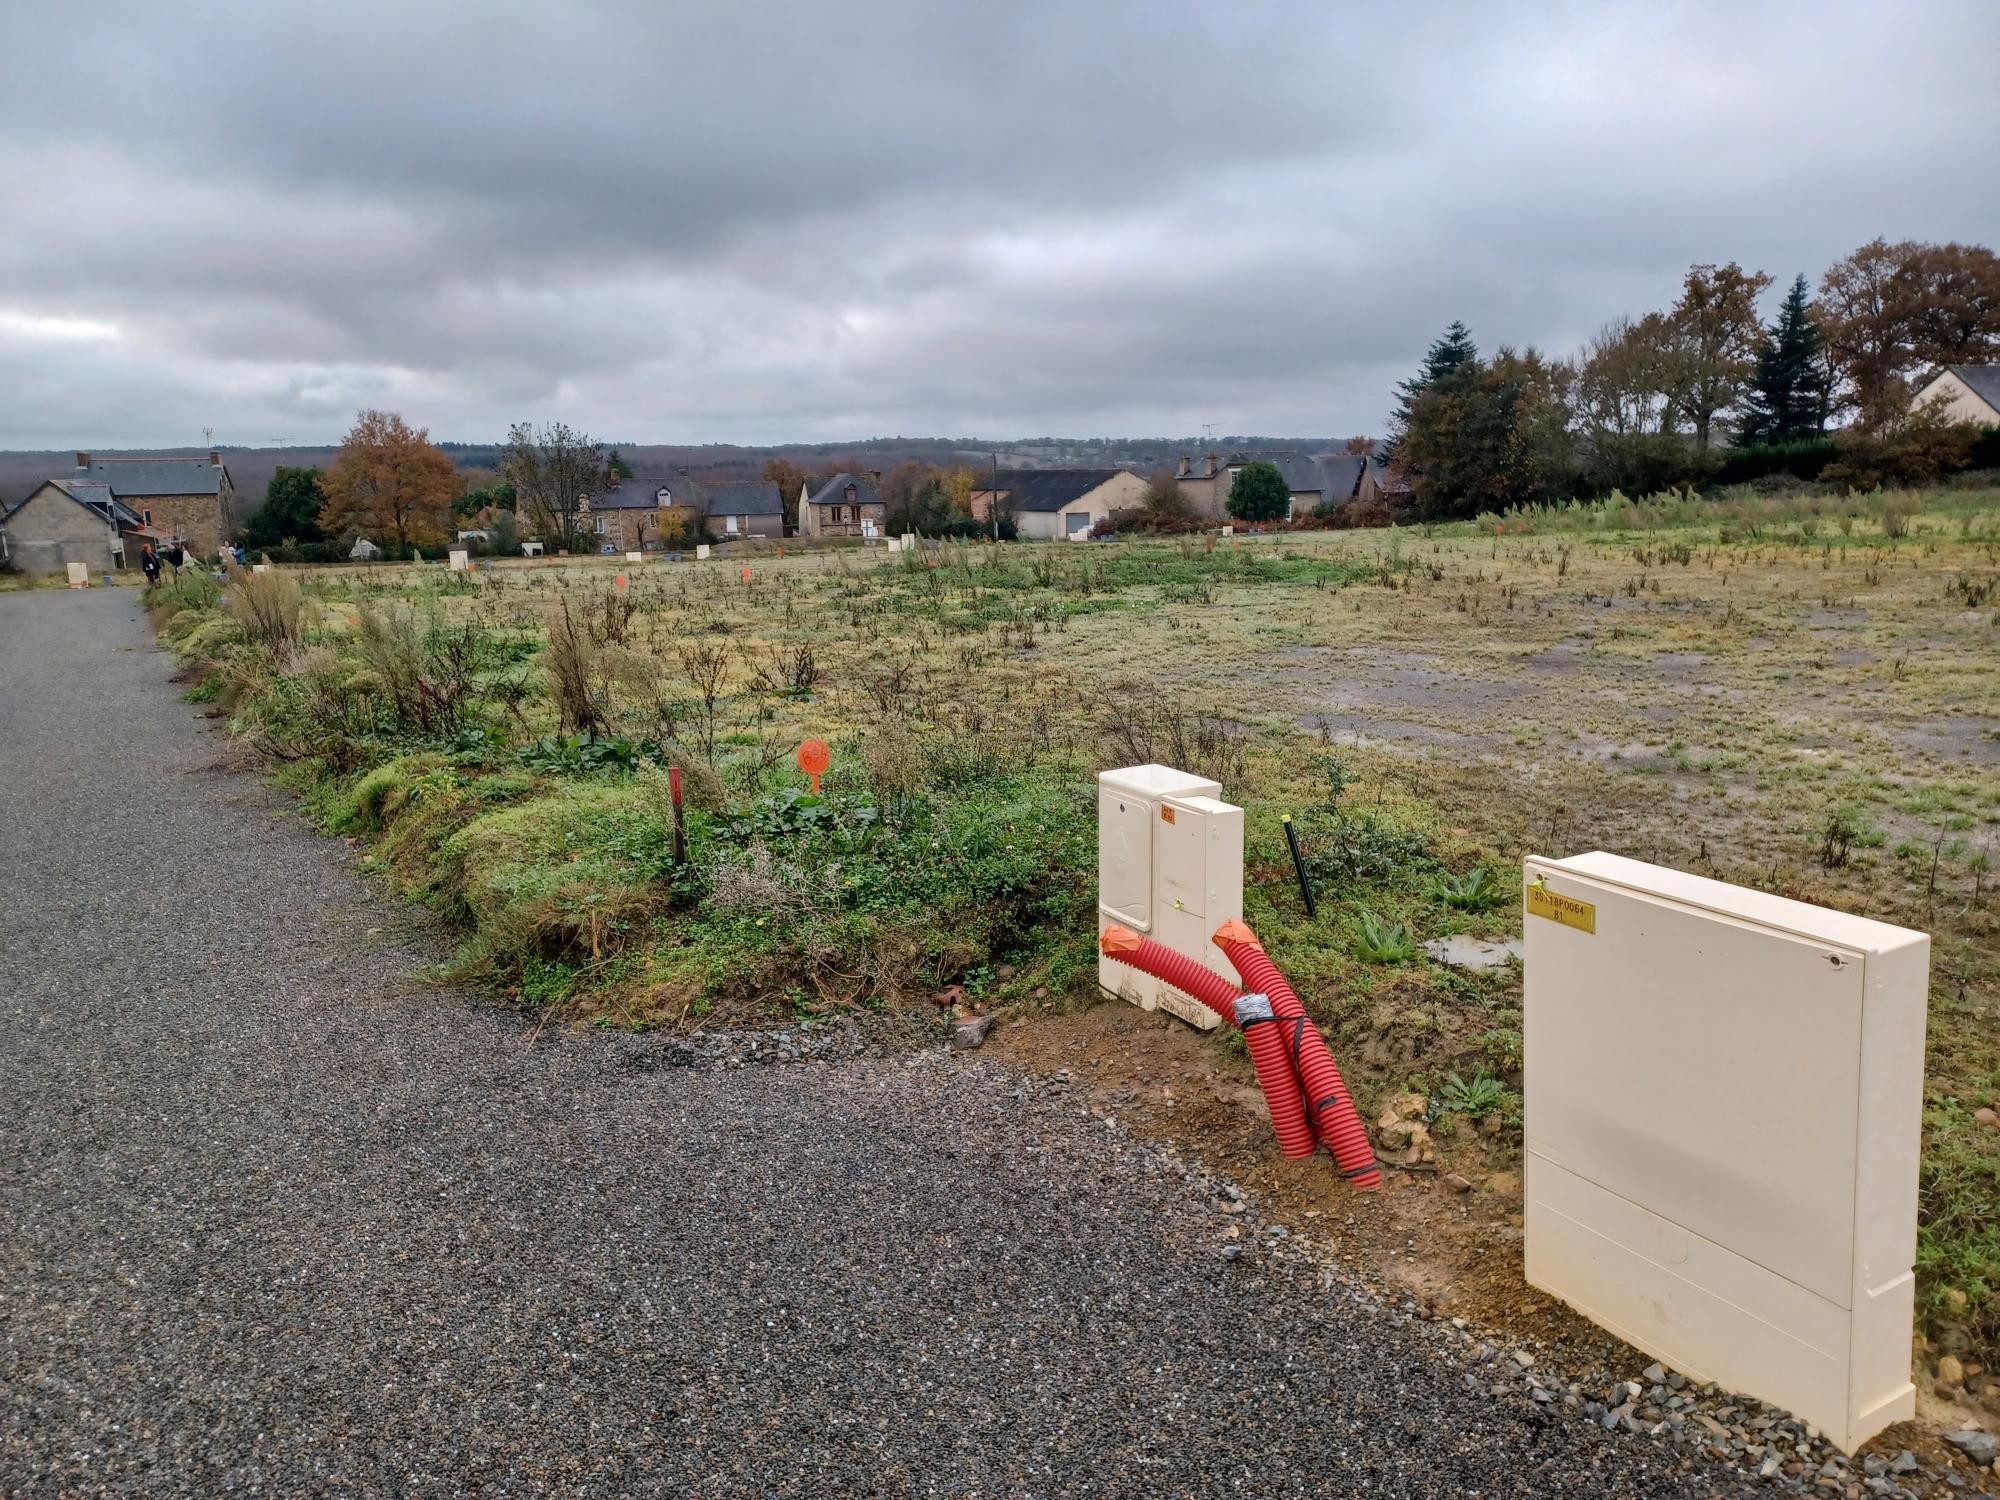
top-left (209, 450), bottom-right (221, 466)
top-left (76, 451), bottom-right (90, 470)
top-left (1176, 455), bottom-right (1191, 478)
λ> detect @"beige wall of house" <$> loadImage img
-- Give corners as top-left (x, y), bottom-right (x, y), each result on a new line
top-left (1, 484), bottom-right (124, 574)
top-left (1175, 468), bottom-right (1233, 518)
top-left (1916, 370), bottom-right (2000, 427)
top-left (1014, 472), bottom-right (1149, 539)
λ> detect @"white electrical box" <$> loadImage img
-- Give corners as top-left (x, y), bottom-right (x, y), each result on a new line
top-left (1523, 852), bottom-right (1928, 1453)
top-left (1097, 764), bottom-right (1243, 1031)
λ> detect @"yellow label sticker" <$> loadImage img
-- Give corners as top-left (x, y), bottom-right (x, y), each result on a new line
top-left (1160, 805), bottom-right (1176, 824)
top-left (1527, 882), bottom-right (1596, 934)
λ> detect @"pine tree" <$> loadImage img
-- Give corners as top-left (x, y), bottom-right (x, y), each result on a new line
top-left (1738, 274), bottom-right (1832, 446)
top-left (1385, 322), bottom-right (1479, 460)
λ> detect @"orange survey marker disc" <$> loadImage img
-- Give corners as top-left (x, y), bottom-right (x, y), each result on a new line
top-left (796, 737), bottom-right (830, 793)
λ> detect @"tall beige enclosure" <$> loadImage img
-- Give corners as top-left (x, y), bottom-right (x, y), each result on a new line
top-left (1097, 764), bottom-right (1243, 1031)
top-left (1523, 852), bottom-right (1928, 1453)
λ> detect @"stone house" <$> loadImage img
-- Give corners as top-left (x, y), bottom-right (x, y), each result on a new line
top-left (69, 452), bottom-right (239, 556)
top-left (580, 481), bottom-right (697, 552)
top-left (0, 478), bottom-right (172, 575)
top-left (798, 473), bottom-right (886, 538)
top-left (968, 468), bottom-right (1149, 540)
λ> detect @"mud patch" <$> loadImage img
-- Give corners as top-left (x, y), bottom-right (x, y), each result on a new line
top-left (1896, 718), bottom-right (2000, 766)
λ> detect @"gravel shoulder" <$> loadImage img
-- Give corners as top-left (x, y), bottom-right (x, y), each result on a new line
top-left (0, 587), bottom-right (1767, 1497)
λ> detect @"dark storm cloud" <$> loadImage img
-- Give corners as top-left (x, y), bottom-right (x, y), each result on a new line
top-left (1, 0), bottom-right (1997, 446)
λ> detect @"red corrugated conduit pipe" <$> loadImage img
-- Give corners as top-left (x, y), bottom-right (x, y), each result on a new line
top-left (1098, 926), bottom-right (1316, 1165)
top-left (1212, 919), bottom-right (1382, 1189)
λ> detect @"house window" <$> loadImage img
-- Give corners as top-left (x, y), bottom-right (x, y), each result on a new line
top-left (831, 506), bottom-right (847, 525)
top-left (656, 487), bottom-right (672, 505)
top-left (725, 514), bottom-right (740, 535)
top-left (593, 514), bottom-right (607, 534)
top-left (142, 508), bottom-right (152, 525)
top-left (1066, 511), bottom-right (1092, 535)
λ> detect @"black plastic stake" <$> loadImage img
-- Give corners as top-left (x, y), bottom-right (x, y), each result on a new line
top-left (1282, 814), bottom-right (1317, 917)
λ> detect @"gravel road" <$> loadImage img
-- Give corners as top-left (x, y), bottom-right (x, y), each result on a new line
top-left (0, 588), bottom-right (1757, 1497)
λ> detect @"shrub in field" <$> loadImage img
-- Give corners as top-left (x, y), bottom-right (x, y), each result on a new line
top-left (544, 600), bottom-right (610, 736)
top-left (159, 568), bottom-right (222, 613)
top-left (226, 565), bottom-right (307, 655)
top-left (243, 646), bottom-right (385, 774)
top-left (355, 602), bottom-right (479, 738)
top-left (176, 617), bottom-right (243, 659)
top-left (1434, 866), bottom-right (1507, 911)
top-left (516, 731), bottom-right (642, 775)
top-left (1226, 460), bottom-right (1291, 523)
top-left (1352, 909), bottom-right (1417, 963)
top-left (1097, 686), bottom-right (1247, 784)
top-left (1436, 1069), bottom-right (1510, 1117)
top-left (1299, 809), bottom-right (1437, 886)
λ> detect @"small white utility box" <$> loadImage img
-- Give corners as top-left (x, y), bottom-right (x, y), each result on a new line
top-left (1097, 764), bottom-right (1243, 1031)
top-left (695, 544), bottom-right (711, 560)
top-left (448, 549), bottom-right (470, 571)
top-left (1523, 852), bottom-right (1928, 1453)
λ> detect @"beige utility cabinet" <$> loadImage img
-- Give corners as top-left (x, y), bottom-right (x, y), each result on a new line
top-left (1097, 764), bottom-right (1243, 1031)
top-left (1523, 852), bottom-right (1929, 1453)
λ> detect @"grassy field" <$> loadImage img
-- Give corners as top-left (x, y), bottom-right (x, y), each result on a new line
top-left (156, 483), bottom-right (2000, 1369)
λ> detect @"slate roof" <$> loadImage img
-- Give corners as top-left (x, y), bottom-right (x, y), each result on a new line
top-left (705, 479), bottom-right (785, 515)
top-left (79, 456), bottom-right (227, 497)
top-left (1945, 365), bottom-right (2000, 413)
top-left (1236, 452), bottom-right (1367, 503)
top-left (2, 480), bottom-right (143, 530)
top-left (590, 480), bottom-right (690, 510)
top-left (806, 473), bottom-right (883, 509)
top-left (979, 468), bottom-right (1127, 513)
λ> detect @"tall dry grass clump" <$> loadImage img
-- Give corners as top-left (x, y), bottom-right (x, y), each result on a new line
top-left (226, 564), bottom-right (307, 656)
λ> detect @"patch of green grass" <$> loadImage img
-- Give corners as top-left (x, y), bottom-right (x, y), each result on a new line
top-left (1916, 1096), bottom-right (2000, 1355)
top-left (519, 957), bottom-right (579, 1007)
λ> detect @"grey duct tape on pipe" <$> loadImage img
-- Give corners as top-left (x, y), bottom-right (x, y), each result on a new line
top-left (1233, 992), bottom-right (1275, 1026)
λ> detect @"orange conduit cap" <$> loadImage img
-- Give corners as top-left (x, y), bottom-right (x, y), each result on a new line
top-left (1212, 918), bottom-right (1258, 948)
top-left (1099, 925), bottom-right (1143, 955)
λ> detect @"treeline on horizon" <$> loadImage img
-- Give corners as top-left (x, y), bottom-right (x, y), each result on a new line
top-left (1379, 236), bottom-right (2000, 521)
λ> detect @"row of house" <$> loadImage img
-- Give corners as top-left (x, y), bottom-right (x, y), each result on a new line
top-left (0, 453), bottom-right (238, 575)
top-left (27, 375), bottom-right (1995, 573)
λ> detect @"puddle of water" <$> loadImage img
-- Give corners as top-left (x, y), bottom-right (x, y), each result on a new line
top-left (1303, 712), bottom-right (1499, 752)
top-left (1423, 934), bottom-right (1523, 971)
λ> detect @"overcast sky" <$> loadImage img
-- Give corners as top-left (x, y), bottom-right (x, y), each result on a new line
top-left (2, 1), bottom-right (1997, 450)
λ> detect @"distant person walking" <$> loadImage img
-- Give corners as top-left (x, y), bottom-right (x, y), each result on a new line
top-left (139, 543), bottom-right (161, 586)
top-left (167, 540), bottom-right (185, 574)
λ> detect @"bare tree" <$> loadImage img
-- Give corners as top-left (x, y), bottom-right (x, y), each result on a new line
top-left (501, 421), bottom-right (615, 552)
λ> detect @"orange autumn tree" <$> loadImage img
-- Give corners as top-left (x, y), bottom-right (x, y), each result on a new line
top-left (318, 409), bottom-right (462, 548)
